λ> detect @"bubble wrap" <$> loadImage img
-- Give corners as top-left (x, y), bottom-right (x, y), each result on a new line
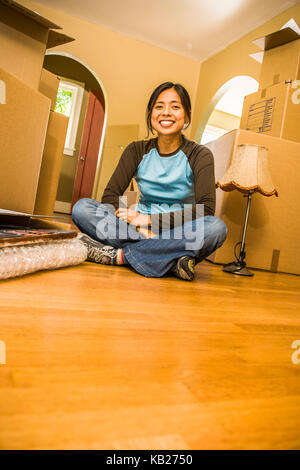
top-left (0, 236), bottom-right (88, 280)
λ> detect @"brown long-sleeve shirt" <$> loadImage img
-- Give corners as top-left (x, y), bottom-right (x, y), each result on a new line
top-left (102, 134), bottom-right (216, 229)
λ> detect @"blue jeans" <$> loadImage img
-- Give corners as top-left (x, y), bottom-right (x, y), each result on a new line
top-left (72, 198), bottom-right (228, 278)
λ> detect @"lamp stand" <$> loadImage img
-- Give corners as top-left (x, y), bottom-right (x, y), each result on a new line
top-left (223, 191), bottom-right (254, 277)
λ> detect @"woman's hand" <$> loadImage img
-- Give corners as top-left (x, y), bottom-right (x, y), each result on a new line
top-left (115, 208), bottom-right (150, 227)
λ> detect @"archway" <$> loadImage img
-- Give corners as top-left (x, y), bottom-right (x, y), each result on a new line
top-left (195, 76), bottom-right (259, 145)
top-left (44, 51), bottom-right (108, 213)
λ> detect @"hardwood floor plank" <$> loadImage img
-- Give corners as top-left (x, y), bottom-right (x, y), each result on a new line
top-left (0, 261), bottom-right (299, 449)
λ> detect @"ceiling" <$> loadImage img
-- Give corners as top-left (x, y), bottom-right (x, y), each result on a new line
top-left (33, 0), bottom-right (297, 61)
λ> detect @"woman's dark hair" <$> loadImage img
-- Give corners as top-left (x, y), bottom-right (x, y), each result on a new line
top-left (146, 82), bottom-right (191, 135)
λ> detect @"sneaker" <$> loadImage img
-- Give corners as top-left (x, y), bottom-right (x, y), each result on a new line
top-left (171, 256), bottom-right (195, 281)
top-left (78, 233), bottom-right (118, 265)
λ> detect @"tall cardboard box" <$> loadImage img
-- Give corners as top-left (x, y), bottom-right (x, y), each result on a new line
top-left (240, 81), bottom-right (300, 143)
top-left (0, 67), bottom-right (51, 213)
top-left (206, 129), bottom-right (300, 275)
top-left (0, 0), bottom-right (61, 89)
top-left (0, 0), bottom-right (74, 90)
top-left (34, 111), bottom-right (69, 216)
top-left (253, 27), bottom-right (300, 89)
top-left (38, 68), bottom-right (60, 111)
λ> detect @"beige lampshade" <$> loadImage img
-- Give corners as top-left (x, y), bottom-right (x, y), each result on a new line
top-left (216, 144), bottom-right (278, 196)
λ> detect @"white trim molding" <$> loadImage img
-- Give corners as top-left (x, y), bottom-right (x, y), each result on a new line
top-left (54, 201), bottom-right (72, 214)
top-left (59, 80), bottom-right (84, 156)
top-left (0, 80), bottom-right (6, 104)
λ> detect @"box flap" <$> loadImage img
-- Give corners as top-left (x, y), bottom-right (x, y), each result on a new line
top-left (47, 30), bottom-right (75, 49)
top-left (281, 18), bottom-right (300, 36)
top-left (253, 27), bottom-right (299, 51)
top-left (249, 51), bottom-right (264, 64)
top-left (0, 0), bottom-right (61, 30)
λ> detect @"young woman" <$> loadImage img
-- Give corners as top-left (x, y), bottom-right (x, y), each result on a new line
top-left (72, 82), bottom-right (227, 280)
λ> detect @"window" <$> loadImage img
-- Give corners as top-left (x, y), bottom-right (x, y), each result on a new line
top-left (55, 80), bottom-right (84, 156)
top-left (200, 75), bottom-right (259, 145)
top-left (201, 125), bottom-right (228, 145)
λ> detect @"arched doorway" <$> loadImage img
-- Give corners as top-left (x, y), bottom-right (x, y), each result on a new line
top-left (195, 76), bottom-right (259, 145)
top-left (44, 51), bottom-right (107, 214)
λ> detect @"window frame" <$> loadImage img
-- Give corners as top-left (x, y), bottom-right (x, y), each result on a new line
top-left (57, 80), bottom-right (84, 156)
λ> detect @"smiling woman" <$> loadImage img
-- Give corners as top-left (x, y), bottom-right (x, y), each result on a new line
top-left (72, 82), bottom-right (228, 281)
top-left (146, 82), bottom-right (191, 141)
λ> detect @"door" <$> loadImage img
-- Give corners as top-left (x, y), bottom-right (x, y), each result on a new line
top-left (71, 90), bottom-right (105, 207)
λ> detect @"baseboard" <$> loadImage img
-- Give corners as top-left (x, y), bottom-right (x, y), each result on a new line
top-left (54, 201), bottom-right (72, 214)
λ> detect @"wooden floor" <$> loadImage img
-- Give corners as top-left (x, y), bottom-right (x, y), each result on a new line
top-left (0, 258), bottom-right (300, 450)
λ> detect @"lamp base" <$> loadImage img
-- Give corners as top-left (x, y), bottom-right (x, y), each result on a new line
top-left (223, 261), bottom-right (254, 277)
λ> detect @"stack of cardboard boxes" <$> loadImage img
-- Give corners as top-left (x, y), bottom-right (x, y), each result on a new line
top-left (0, 0), bottom-right (74, 219)
top-left (206, 26), bottom-right (300, 275)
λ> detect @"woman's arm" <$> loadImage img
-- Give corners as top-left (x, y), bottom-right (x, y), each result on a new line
top-left (191, 146), bottom-right (216, 216)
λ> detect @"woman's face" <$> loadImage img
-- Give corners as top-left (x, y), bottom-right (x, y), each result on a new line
top-left (151, 88), bottom-right (187, 137)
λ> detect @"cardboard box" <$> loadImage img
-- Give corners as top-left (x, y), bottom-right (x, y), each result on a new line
top-left (0, 0), bottom-right (61, 89)
top-left (121, 178), bottom-right (140, 208)
top-left (39, 68), bottom-right (60, 111)
top-left (240, 81), bottom-right (300, 143)
top-left (0, 66), bottom-right (51, 214)
top-left (0, 209), bottom-right (73, 231)
top-left (252, 27), bottom-right (300, 89)
top-left (206, 129), bottom-right (300, 275)
top-left (34, 111), bottom-right (69, 216)
top-left (260, 39), bottom-right (300, 88)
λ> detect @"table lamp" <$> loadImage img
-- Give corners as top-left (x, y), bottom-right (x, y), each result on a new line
top-left (216, 143), bottom-right (278, 277)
